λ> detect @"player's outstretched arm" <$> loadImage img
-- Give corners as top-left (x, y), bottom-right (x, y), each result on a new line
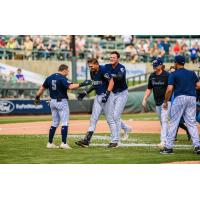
top-left (68, 80), bottom-right (92, 90)
top-left (77, 85), bottom-right (95, 100)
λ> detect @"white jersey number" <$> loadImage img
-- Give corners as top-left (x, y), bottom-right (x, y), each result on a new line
top-left (52, 80), bottom-right (57, 90)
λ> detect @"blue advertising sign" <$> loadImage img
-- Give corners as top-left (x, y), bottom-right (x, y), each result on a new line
top-left (0, 100), bottom-right (51, 115)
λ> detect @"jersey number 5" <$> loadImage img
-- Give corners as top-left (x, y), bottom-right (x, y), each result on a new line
top-left (52, 80), bottom-right (57, 90)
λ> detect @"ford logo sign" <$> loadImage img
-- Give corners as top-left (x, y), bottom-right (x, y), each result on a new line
top-left (0, 100), bottom-right (15, 114)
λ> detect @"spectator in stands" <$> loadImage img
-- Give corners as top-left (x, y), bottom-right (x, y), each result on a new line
top-left (47, 39), bottom-right (57, 59)
top-left (16, 68), bottom-right (25, 98)
top-left (16, 68), bottom-right (25, 82)
top-left (76, 36), bottom-right (86, 58)
top-left (90, 42), bottom-right (103, 60)
top-left (121, 35), bottom-right (133, 47)
top-left (6, 71), bottom-right (17, 83)
top-left (161, 37), bottom-right (171, 62)
top-left (5, 37), bottom-right (20, 59)
top-left (23, 36), bottom-right (33, 60)
top-left (36, 38), bottom-right (48, 59)
top-left (57, 39), bottom-right (69, 60)
top-left (125, 44), bottom-right (138, 63)
top-left (0, 36), bottom-right (6, 59)
top-left (173, 40), bottom-right (181, 55)
top-left (189, 43), bottom-right (199, 63)
top-left (137, 40), bottom-right (149, 62)
top-left (157, 39), bottom-right (163, 50)
top-left (149, 43), bottom-right (164, 62)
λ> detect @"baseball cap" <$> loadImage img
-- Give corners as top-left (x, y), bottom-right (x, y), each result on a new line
top-left (152, 57), bottom-right (163, 68)
top-left (174, 55), bottom-right (185, 65)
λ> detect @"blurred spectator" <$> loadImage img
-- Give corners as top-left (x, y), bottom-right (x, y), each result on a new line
top-left (6, 37), bottom-right (20, 59)
top-left (121, 35), bottom-right (133, 46)
top-left (157, 39), bottom-right (163, 50)
top-left (6, 71), bottom-right (17, 83)
top-left (137, 40), bottom-right (149, 62)
top-left (76, 36), bottom-right (86, 58)
top-left (47, 39), bottom-right (57, 59)
top-left (189, 44), bottom-right (199, 63)
top-left (90, 42), bottom-right (103, 60)
top-left (57, 39), bottom-right (69, 60)
top-left (173, 40), bottom-right (181, 55)
top-left (16, 68), bottom-right (25, 82)
top-left (0, 36), bottom-right (6, 59)
top-left (16, 68), bottom-right (26, 98)
top-left (149, 43), bottom-right (165, 61)
top-left (161, 37), bottom-right (171, 62)
top-left (23, 36), bottom-right (33, 60)
top-left (125, 44), bottom-right (138, 63)
top-left (35, 37), bottom-right (47, 59)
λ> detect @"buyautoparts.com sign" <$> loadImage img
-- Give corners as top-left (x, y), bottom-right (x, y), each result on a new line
top-left (0, 100), bottom-right (51, 114)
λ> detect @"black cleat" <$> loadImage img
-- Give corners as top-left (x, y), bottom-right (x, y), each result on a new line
top-left (193, 146), bottom-right (200, 154)
top-left (160, 147), bottom-right (173, 154)
top-left (75, 140), bottom-right (89, 148)
top-left (107, 143), bottom-right (118, 148)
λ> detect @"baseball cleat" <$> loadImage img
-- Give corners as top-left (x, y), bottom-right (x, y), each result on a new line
top-left (60, 142), bottom-right (72, 149)
top-left (122, 126), bottom-right (132, 141)
top-left (75, 140), bottom-right (89, 148)
top-left (193, 146), bottom-right (200, 154)
top-left (107, 143), bottom-right (118, 148)
top-left (160, 147), bottom-right (173, 154)
top-left (46, 142), bottom-right (59, 149)
top-left (157, 141), bottom-right (166, 150)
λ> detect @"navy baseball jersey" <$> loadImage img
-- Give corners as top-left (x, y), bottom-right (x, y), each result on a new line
top-left (105, 63), bottom-right (128, 93)
top-left (43, 73), bottom-right (71, 99)
top-left (168, 68), bottom-right (199, 98)
top-left (90, 65), bottom-right (112, 95)
top-left (148, 70), bottom-right (170, 106)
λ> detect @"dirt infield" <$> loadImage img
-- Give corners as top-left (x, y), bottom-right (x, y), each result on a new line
top-left (0, 119), bottom-right (197, 135)
top-left (167, 161), bottom-right (200, 164)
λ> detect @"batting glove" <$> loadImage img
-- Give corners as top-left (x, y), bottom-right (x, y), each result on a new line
top-left (102, 91), bottom-right (110, 103)
top-left (79, 80), bottom-right (92, 87)
top-left (77, 91), bottom-right (87, 100)
top-left (34, 96), bottom-right (40, 105)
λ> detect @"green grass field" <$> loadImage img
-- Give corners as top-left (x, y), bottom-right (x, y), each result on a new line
top-left (0, 113), bottom-right (158, 124)
top-left (0, 133), bottom-right (199, 164)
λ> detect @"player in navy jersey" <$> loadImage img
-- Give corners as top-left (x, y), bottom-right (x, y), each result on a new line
top-left (105, 51), bottom-right (131, 148)
top-left (162, 55), bottom-right (200, 154)
top-left (34, 64), bottom-right (92, 149)
top-left (75, 58), bottom-right (115, 147)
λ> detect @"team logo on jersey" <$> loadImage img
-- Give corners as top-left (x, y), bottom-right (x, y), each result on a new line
top-left (104, 73), bottom-right (110, 79)
top-left (120, 68), bottom-right (125, 73)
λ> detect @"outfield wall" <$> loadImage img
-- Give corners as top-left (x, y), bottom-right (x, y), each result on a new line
top-left (0, 92), bottom-right (155, 115)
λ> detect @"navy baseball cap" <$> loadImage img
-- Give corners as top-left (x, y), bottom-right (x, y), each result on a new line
top-left (174, 55), bottom-right (185, 65)
top-left (152, 58), bottom-right (163, 68)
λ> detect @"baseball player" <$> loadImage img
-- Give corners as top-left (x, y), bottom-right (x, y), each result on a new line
top-left (142, 57), bottom-right (171, 148)
top-left (34, 64), bottom-right (92, 149)
top-left (75, 59), bottom-right (132, 147)
top-left (105, 51), bottom-right (130, 148)
top-left (161, 55), bottom-right (200, 154)
top-left (75, 58), bottom-right (115, 147)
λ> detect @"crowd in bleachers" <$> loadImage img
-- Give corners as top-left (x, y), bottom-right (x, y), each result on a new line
top-left (0, 35), bottom-right (200, 63)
